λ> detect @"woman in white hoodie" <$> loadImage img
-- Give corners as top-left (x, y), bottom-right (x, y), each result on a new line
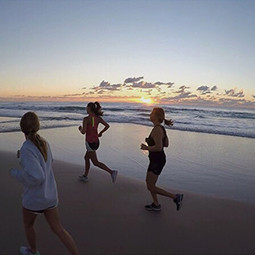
top-left (10, 112), bottom-right (79, 255)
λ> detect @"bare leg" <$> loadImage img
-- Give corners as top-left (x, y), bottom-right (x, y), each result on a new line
top-left (146, 172), bottom-right (159, 205)
top-left (44, 207), bottom-right (79, 255)
top-left (90, 151), bottom-right (113, 175)
top-left (83, 152), bottom-right (91, 177)
top-left (22, 208), bottom-right (38, 253)
top-left (146, 172), bottom-right (176, 205)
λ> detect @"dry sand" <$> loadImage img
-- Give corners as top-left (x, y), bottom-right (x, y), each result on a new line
top-left (1, 150), bottom-right (255, 255)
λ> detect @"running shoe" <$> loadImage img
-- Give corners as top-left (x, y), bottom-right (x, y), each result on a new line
top-left (111, 170), bottom-right (118, 183)
top-left (79, 175), bottom-right (88, 182)
top-left (20, 246), bottom-right (40, 255)
top-left (173, 194), bottom-right (184, 211)
top-left (145, 203), bottom-right (161, 211)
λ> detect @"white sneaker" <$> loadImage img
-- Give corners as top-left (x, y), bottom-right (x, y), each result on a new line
top-left (20, 246), bottom-right (40, 255)
top-left (111, 170), bottom-right (118, 183)
top-left (79, 175), bottom-right (88, 182)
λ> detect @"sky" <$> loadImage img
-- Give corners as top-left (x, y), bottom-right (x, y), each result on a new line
top-left (0, 0), bottom-right (255, 109)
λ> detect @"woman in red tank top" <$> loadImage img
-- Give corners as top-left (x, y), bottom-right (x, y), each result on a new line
top-left (78, 102), bottom-right (118, 183)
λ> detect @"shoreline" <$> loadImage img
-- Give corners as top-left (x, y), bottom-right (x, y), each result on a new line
top-left (1, 150), bottom-right (255, 254)
top-left (1, 118), bottom-right (255, 139)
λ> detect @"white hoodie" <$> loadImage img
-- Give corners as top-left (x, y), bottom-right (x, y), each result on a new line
top-left (10, 139), bottom-right (58, 211)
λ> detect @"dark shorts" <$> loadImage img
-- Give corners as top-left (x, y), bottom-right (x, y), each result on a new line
top-left (147, 151), bottom-right (166, 176)
top-left (24, 205), bottom-right (57, 215)
top-left (86, 140), bottom-right (100, 151)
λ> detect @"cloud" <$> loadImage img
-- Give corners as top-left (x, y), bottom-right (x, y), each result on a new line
top-left (124, 77), bottom-right (144, 84)
top-left (225, 89), bottom-right (235, 96)
top-left (175, 92), bottom-right (197, 99)
top-left (197, 85), bottom-right (212, 95)
top-left (179, 85), bottom-right (190, 90)
top-left (218, 98), bottom-right (255, 108)
top-left (97, 90), bottom-right (105, 94)
top-left (99, 80), bottom-right (111, 87)
top-left (63, 93), bottom-right (84, 97)
top-left (76, 77), bottom-right (254, 109)
top-left (99, 81), bottom-right (122, 89)
top-left (108, 84), bottom-right (122, 90)
top-left (197, 85), bottom-right (218, 95)
top-left (11, 95), bottom-right (54, 99)
top-left (175, 85), bottom-right (190, 94)
top-left (155, 81), bottom-right (165, 85)
top-left (83, 77), bottom-right (176, 98)
top-left (154, 81), bottom-right (174, 87)
top-left (127, 80), bottom-right (175, 90)
top-left (167, 82), bottom-right (175, 88)
top-left (171, 85), bottom-right (197, 99)
top-left (211, 85), bottom-right (217, 91)
top-left (161, 92), bottom-right (197, 102)
top-left (132, 81), bottom-right (156, 89)
top-left (225, 88), bottom-right (245, 98)
top-left (197, 85), bottom-right (210, 92)
top-left (91, 80), bottom-right (122, 93)
top-left (219, 98), bottom-right (245, 103)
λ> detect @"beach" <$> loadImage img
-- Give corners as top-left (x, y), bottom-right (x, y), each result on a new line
top-left (1, 123), bottom-right (255, 203)
top-left (1, 0), bottom-right (255, 253)
top-left (1, 151), bottom-right (255, 255)
top-left (1, 123), bottom-right (255, 254)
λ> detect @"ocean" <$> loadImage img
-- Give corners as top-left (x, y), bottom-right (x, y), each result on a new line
top-left (0, 101), bottom-right (254, 138)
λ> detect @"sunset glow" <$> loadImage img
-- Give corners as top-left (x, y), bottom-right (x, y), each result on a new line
top-left (139, 97), bottom-right (153, 105)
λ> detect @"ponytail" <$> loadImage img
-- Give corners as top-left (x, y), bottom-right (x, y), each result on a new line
top-left (20, 112), bottom-right (48, 161)
top-left (94, 101), bottom-right (103, 116)
top-left (27, 133), bottom-right (48, 161)
top-left (164, 118), bottom-right (174, 126)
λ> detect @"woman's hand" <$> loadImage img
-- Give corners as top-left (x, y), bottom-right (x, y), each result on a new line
top-left (78, 126), bottom-right (82, 131)
top-left (98, 132), bottom-right (102, 137)
top-left (140, 143), bottom-right (148, 150)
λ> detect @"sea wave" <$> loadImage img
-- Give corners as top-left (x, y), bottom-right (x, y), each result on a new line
top-left (1, 117), bottom-right (255, 138)
top-left (0, 101), bottom-right (254, 139)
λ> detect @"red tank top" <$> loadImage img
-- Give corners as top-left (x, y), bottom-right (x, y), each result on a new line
top-left (86, 114), bottom-right (99, 143)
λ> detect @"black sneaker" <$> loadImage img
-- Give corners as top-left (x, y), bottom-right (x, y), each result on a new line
top-left (145, 203), bottom-right (161, 211)
top-left (173, 194), bottom-right (183, 211)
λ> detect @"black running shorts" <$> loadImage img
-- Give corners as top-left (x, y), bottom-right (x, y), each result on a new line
top-left (147, 151), bottom-right (166, 176)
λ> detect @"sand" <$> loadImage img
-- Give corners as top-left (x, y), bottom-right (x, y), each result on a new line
top-left (1, 123), bottom-right (255, 203)
top-left (1, 150), bottom-right (255, 255)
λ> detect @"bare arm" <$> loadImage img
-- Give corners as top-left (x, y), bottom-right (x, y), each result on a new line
top-left (98, 117), bottom-right (110, 137)
top-left (78, 117), bottom-right (88, 135)
top-left (140, 126), bottom-right (164, 152)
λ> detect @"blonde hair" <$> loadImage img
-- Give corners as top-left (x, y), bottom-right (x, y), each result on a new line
top-left (152, 107), bottom-right (173, 126)
top-left (20, 112), bottom-right (48, 161)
